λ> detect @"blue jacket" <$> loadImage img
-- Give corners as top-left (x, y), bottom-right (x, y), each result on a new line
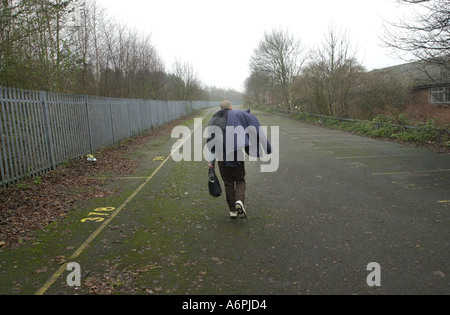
top-left (207, 109), bottom-right (272, 167)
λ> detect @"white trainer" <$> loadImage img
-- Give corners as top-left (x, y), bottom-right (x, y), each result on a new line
top-left (235, 201), bottom-right (247, 218)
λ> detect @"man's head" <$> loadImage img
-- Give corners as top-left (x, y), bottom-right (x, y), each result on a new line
top-left (220, 100), bottom-right (233, 110)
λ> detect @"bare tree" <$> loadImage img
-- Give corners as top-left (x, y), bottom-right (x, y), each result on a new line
top-left (382, 0), bottom-right (450, 79)
top-left (0, 0), bottom-right (205, 100)
top-left (250, 28), bottom-right (307, 110)
top-left (0, 0), bottom-right (32, 87)
top-left (171, 60), bottom-right (203, 101)
top-left (244, 70), bottom-right (271, 106)
top-left (71, 1), bottom-right (165, 99)
top-left (1, 0), bottom-right (81, 90)
top-left (303, 25), bottom-right (363, 117)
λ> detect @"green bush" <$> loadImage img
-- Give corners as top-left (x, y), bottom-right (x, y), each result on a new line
top-left (395, 120), bottom-right (440, 143)
top-left (351, 121), bottom-right (376, 136)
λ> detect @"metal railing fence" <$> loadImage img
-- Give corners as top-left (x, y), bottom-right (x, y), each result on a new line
top-left (0, 86), bottom-right (218, 187)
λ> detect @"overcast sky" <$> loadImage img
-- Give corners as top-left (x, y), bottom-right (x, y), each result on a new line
top-left (95, 0), bottom-right (418, 92)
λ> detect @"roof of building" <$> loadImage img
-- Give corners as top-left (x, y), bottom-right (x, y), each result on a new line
top-left (371, 58), bottom-right (450, 89)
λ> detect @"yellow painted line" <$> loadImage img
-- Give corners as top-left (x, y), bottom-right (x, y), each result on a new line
top-left (438, 200), bottom-right (450, 203)
top-left (373, 169), bottom-right (450, 176)
top-left (35, 109), bottom-right (212, 295)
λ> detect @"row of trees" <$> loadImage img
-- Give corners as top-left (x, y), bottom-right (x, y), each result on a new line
top-left (0, 0), bottom-right (243, 101)
top-left (244, 26), bottom-right (373, 118)
top-left (244, 0), bottom-right (449, 119)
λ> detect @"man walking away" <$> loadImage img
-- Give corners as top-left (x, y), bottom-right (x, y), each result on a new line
top-left (207, 101), bottom-right (271, 219)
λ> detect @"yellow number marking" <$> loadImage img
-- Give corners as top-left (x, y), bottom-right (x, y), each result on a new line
top-left (81, 207), bottom-right (116, 223)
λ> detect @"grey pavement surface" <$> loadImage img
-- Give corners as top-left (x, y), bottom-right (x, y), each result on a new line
top-left (0, 107), bottom-right (448, 295)
top-left (246, 110), bottom-right (449, 294)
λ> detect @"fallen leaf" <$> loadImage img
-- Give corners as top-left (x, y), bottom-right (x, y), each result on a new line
top-left (36, 267), bottom-right (48, 274)
top-left (434, 271), bottom-right (446, 278)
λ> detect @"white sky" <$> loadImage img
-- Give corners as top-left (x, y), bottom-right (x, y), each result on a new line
top-left (95, 0), bottom-right (418, 92)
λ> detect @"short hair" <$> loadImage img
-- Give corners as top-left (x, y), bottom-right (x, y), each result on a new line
top-left (220, 100), bottom-right (232, 110)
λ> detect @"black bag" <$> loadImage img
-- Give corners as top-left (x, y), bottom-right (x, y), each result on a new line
top-left (208, 168), bottom-right (222, 198)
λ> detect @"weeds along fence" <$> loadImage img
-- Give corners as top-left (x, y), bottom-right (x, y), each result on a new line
top-left (0, 86), bottom-right (219, 187)
top-left (274, 108), bottom-right (450, 145)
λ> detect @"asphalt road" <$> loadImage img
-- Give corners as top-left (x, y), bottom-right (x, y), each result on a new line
top-left (246, 110), bottom-right (449, 295)
top-left (0, 107), bottom-right (448, 295)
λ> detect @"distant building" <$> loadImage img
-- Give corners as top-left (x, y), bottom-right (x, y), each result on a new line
top-left (372, 59), bottom-right (450, 109)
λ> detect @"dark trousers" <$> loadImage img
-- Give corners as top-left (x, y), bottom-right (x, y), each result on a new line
top-left (218, 161), bottom-right (246, 212)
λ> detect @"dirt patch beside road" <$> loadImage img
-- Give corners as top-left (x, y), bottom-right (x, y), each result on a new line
top-left (0, 113), bottom-right (199, 249)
